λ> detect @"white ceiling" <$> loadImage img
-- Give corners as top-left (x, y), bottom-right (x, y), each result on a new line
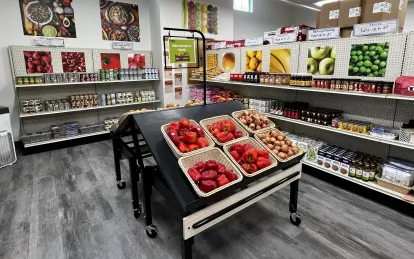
top-left (273, 0), bottom-right (322, 11)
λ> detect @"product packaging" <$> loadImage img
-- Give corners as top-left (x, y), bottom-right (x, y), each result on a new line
top-left (318, 2), bottom-right (340, 28)
top-left (360, 0), bottom-right (408, 31)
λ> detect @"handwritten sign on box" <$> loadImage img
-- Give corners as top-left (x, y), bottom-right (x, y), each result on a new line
top-left (353, 19), bottom-right (398, 37)
top-left (273, 33), bottom-right (297, 44)
top-left (308, 28), bottom-right (340, 41)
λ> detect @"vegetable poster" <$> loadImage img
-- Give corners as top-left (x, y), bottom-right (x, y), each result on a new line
top-left (182, 0), bottom-right (219, 35)
top-left (168, 39), bottom-right (196, 64)
top-left (100, 53), bottom-right (121, 69)
top-left (19, 0), bottom-right (77, 38)
top-left (100, 0), bottom-right (140, 42)
top-left (348, 42), bottom-right (389, 77)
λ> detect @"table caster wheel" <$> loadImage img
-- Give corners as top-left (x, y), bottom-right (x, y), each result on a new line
top-left (117, 180), bottom-right (126, 189)
top-left (290, 213), bottom-right (301, 226)
top-left (134, 204), bottom-right (142, 219)
top-left (146, 225), bottom-right (158, 238)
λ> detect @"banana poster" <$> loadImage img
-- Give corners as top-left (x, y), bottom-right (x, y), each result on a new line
top-left (270, 49), bottom-right (291, 73)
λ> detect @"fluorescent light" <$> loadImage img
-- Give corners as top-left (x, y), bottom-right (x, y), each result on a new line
top-left (314, 0), bottom-right (338, 7)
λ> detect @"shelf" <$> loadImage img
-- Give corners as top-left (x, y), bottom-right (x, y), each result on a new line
top-left (15, 78), bottom-right (159, 88)
top-left (23, 130), bottom-right (109, 148)
top-left (265, 113), bottom-right (414, 150)
top-left (302, 160), bottom-right (414, 204)
top-left (194, 79), bottom-right (414, 101)
top-left (20, 100), bottom-right (161, 118)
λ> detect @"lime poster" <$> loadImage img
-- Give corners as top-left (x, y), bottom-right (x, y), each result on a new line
top-left (168, 39), bottom-right (196, 64)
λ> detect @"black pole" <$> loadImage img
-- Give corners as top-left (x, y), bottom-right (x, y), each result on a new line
top-left (163, 27), bottom-right (207, 105)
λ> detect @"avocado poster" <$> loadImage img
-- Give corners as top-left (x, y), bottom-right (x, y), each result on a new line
top-left (348, 42), bottom-right (389, 77)
top-left (169, 39), bottom-right (196, 64)
top-left (182, 0), bottom-right (219, 35)
top-left (307, 46), bottom-right (336, 75)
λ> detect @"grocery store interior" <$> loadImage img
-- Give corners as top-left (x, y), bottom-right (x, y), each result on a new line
top-left (1, 0), bottom-right (414, 258)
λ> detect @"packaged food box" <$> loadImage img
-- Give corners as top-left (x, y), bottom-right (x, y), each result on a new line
top-left (317, 145), bottom-right (334, 167)
top-left (339, 0), bottom-right (362, 28)
top-left (340, 151), bottom-right (358, 174)
top-left (323, 147), bottom-right (339, 170)
top-left (279, 24), bottom-right (315, 42)
top-left (332, 149), bottom-right (348, 173)
top-left (318, 1), bottom-right (340, 28)
top-left (360, 0), bottom-right (408, 31)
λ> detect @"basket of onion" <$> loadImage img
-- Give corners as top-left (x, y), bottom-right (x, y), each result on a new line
top-left (231, 109), bottom-right (275, 135)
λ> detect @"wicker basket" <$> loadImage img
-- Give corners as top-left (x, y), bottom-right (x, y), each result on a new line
top-left (231, 109), bottom-right (275, 136)
top-left (375, 175), bottom-right (413, 195)
top-left (161, 120), bottom-right (215, 158)
top-left (253, 128), bottom-right (303, 163)
top-left (178, 148), bottom-right (244, 197)
top-left (223, 137), bottom-right (278, 178)
top-left (199, 115), bottom-right (249, 147)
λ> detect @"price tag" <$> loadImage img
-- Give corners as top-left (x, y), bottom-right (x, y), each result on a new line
top-left (112, 42), bottom-right (134, 50)
top-left (273, 33), bottom-right (297, 43)
top-left (308, 28), bottom-right (340, 41)
top-left (353, 19), bottom-right (398, 37)
top-left (34, 37), bottom-right (65, 47)
top-left (245, 37), bottom-right (263, 46)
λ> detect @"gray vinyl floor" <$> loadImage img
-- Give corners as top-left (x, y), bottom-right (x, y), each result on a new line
top-left (0, 140), bottom-right (413, 259)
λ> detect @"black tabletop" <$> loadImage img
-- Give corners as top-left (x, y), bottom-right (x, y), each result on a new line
top-left (133, 102), bottom-right (303, 213)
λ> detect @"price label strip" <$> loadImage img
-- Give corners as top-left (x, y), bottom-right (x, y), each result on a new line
top-left (353, 19), bottom-right (398, 37)
top-left (273, 33), bottom-right (297, 44)
top-left (308, 28), bottom-right (340, 41)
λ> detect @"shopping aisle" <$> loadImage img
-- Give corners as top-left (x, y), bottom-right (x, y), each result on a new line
top-left (0, 141), bottom-right (413, 259)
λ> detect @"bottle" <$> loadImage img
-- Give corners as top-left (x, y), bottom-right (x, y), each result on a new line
top-left (290, 74), bottom-right (296, 86)
top-left (362, 162), bottom-right (370, 182)
top-left (355, 160), bottom-right (363, 179)
top-left (348, 159), bottom-right (356, 177)
top-left (369, 162), bottom-right (376, 181)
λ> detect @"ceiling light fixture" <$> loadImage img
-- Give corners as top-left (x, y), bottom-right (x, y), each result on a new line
top-left (314, 0), bottom-right (338, 7)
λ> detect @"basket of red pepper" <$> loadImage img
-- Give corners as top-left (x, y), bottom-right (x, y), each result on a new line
top-left (199, 115), bottom-right (249, 147)
top-left (161, 118), bottom-right (215, 158)
top-left (178, 148), bottom-right (244, 197)
top-left (223, 137), bottom-right (278, 177)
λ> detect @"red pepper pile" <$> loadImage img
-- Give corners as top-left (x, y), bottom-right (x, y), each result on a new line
top-left (207, 119), bottom-right (244, 143)
top-left (166, 118), bottom-right (210, 153)
top-left (187, 160), bottom-right (239, 193)
top-left (229, 143), bottom-right (272, 174)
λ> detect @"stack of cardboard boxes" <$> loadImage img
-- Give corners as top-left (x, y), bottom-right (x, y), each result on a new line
top-left (316, 0), bottom-right (408, 38)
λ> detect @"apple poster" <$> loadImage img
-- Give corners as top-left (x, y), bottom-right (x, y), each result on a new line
top-left (348, 42), bottom-right (389, 77)
top-left (270, 49), bottom-right (291, 73)
top-left (307, 46), bottom-right (336, 75)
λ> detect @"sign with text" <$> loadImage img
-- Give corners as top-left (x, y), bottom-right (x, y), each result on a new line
top-left (353, 19), bottom-right (398, 37)
top-left (34, 37), bottom-right (65, 47)
top-left (308, 28), bottom-right (340, 41)
top-left (273, 33), bottom-right (297, 44)
top-left (245, 37), bottom-right (263, 46)
top-left (112, 42), bottom-right (134, 50)
top-left (168, 39), bottom-right (196, 64)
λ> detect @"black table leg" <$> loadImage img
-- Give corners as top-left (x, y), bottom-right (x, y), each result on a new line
top-left (143, 166), bottom-right (158, 238)
top-left (113, 137), bottom-right (126, 189)
top-left (289, 179), bottom-right (301, 226)
top-left (181, 221), bottom-right (194, 259)
top-left (129, 158), bottom-right (142, 219)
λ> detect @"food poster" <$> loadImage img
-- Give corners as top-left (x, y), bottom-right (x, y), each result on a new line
top-left (222, 52), bottom-right (235, 72)
top-left (100, 0), bottom-right (140, 42)
top-left (207, 53), bottom-right (218, 69)
top-left (24, 51), bottom-right (53, 74)
top-left (127, 54), bottom-right (146, 69)
top-left (182, 0), bottom-right (219, 35)
top-left (175, 87), bottom-right (183, 100)
top-left (19, 0), bottom-right (77, 38)
top-left (164, 70), bottom-right (173, 80)
top-left (218, 49), bottom-right (241, 73)
top-left (100, 53), bottom-right (121, 69)
top-left (165, 80), bottom-right (173, 93)
top-left (175, 73), bottom-right (183, 86)
top-left (246, 50), bottom-right (262, 72)
top-left (270, 49), bottom-right (291, 73)
top-left (307, 46), bottom-right (336, 75)
top-left (348, 42), bottom-right (389, 77)
top-left (61, 52), bottom-right (85, 72)
top-left (168, 39), bottom-right (196, 64)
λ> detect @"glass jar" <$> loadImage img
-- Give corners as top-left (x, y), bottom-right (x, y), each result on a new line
top-left (355, 160), bottom-right (363, 179)
top-left (369, 162), bottom-right (376, 181)
top-left (362, 162), bottom-right (371, 181)
top-left (348, 159), bottom-right (356, 177)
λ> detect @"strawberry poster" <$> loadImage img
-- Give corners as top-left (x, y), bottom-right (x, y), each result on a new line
top-left (24, 51), bottom-right (53, 74)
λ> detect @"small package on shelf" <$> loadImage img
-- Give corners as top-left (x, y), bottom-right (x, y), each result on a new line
top-left (21, 99), bottom-right (42, 114)
top-left (21, 131), bottom-right (52, 144)
top-left (104, 117), bottom-right (119, 131)
top-left (80, 123), bottom-right (105, 134)
top-left (51, 121), bottom-right (80, 139)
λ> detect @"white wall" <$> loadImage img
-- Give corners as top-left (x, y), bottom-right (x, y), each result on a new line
top-left (404, 2), bottom-right (414, 32)
top-left (0, 0), bottom-right (151, 139)
top-left (291, 6), bottom-right (317, 28)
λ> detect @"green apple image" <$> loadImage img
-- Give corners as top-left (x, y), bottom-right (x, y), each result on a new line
top-left (310, 46), bottom-right (331, 60)
top-left (195, 2), bottom-right (201, 9)
top-left (319, 58), bottom-right (335, 75)
top-left (307, 58), bottom-right (318, 74)
top-left (330, 46), bottom-right (336, 59)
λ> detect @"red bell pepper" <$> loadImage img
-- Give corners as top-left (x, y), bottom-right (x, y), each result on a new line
top-left (178, 142), bottom-right (190, 153)
top-left (249, 164), bottom-right (258, 174)
top-left (188, 124), bottom-right (196, 132)
top-left (234, 130), bottom-right (243, 139)
top-left (167, 130), bottom-right (179, 146)
top-left (211, 122), bottom-right (222, 131)
top-left (196, 137), bottom-right (209, 148)
top-left (223, 170), bottom-right (238, 182)
top-left (258, 150), bottom-right (269, 159)
top-left (188, 144), bottom-right (199, 151)
top-left (179, 128), bottom-right (188, 136)
top-left (170, 121), bottom-right (180, 128)
top-left (199, 180), bottom-right (217, 193)
top-left (206, 160), bottom-right (218, 170)
top-left (243, 149), bottom-right (258, 163)
top-left (237, 157), bottom-right (245, 165)
top-left (217, 163), bottom-right (226, 174)
top-left (201, 170), bottom-right (218, 180)
top-left (216, 174), bottom-right (230, 187)
top-left (187, 168), bottom-right (201, 182)
top-left (231, 143), bottom-right (244, 154)
top-left (256, 157), bottom-right (271, 169)
top-left (193, 162), bottom-right (206, 173)
top-left (179, 118), bottom-right (190, 128)
top-left (222, 123), bottom-right (235, 133)
top-left (211, 128), bottom-right (221, 137)
top-left (167, 125), bottom-right (180, 133)
top-left (194, 126), bottom-right (205, 138)
top-left (230, 150), bottom-right (239, 160)
top-left (243, 144), bottom-right (253, 151)
top-left (184, 132), bottom-right (197, 144)
top-left (242, 163), bottom-right (250, 173)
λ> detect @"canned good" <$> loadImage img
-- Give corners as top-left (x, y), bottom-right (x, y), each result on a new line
top-left (335, 79), bottom-right (341, 90)
top-left (358, 82), bottom-right (365, 92)
top-left (323, 80), bottom-right (329, 89)
top-left (383, 82), bottom-right (392, 94)
top-left (330, 79), bottom-right (335, 90)
top-left (342, 80), bottom-right (349, 91)
top-left (376, 83), bottom-right (383, 93)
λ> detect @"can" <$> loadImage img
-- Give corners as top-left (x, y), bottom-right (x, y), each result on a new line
top-left (330, 79), bottom-right (335, 90)
top-left (335, 79), bottom-right (341, 90)
top-left (358, 82), bottom-right (365, 92)
top-left (323, 80), bottom-right (330, 89)
top-left (342, 80), bottom-right (349, 91)
top-left (376, 82), bottom-right (383, 93)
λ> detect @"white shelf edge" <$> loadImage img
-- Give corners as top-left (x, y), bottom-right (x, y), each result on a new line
top-left (302, 160), bottom-right (414, 204)
top-left (23, 131), bottom-right (109, 148)
top-left (15, 78), bottom-right (159, 88)
top-left (20, 100), bottom-right (161, 118)
top-left (193, 79), bottom-right (414, 101)
top-left (266, 113), bottom-right (414, 150)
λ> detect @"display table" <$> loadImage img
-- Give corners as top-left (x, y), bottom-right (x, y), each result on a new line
top-left (113, 101), bottom-right (303, 259)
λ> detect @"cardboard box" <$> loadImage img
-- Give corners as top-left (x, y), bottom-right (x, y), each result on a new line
top-left (316, 11), bottom-right (321, 28)
top-left (341, 27), bottom-right (354, 38)
top-left (339, 0), bottom-right (362, 28)
top-left (319, 2), bottom-right (340, 28)
top-left (360, 0), bottom-right (408, 30)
